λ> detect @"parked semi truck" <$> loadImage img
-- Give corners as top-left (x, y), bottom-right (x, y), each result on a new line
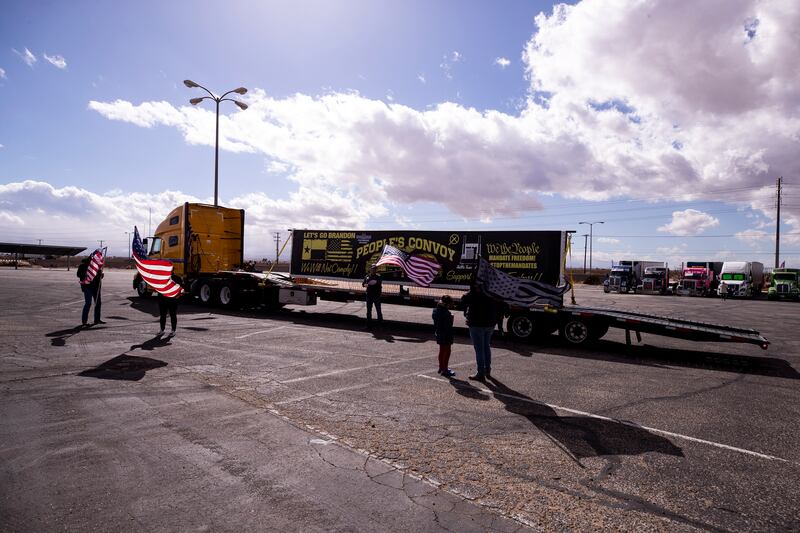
top-left (767, 268), bottom-right (800, 300)
top-left (718, 261), bottom-right (764, 298)
top-left (604, 260), bottom-right (663, 294)
top-left (133, 203), bottom-right (769, 349)
top-left (678, 261), bottom-right (723, 296)
top-left (640, 263), bottom-right (670, 295)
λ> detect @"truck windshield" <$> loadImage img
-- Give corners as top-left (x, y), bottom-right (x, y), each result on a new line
top-left (683, 272), bottom-right (706, 279)
top-left (773, 273), bottom-right (796, 281)
top-left (721, 273), bottom-right (745, 281)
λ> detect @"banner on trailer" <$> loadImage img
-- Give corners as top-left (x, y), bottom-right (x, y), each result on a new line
top-left (290, 230), bottom-right (566, 288)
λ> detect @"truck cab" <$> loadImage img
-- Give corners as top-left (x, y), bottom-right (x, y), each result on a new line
top-left (605, 265), bottom-right (636, 293)
top-left (680, 267), bottom-right (711, 296)
top-left (641, 266), bottom-right (669, 295)
top-left (718, 261), bottom-right (763, 298)
top-left (767, 268), bottom-right (800, 300)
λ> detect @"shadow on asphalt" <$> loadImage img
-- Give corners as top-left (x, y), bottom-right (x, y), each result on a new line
top-left (123, 296), bottom-right (800, 381)
top-left (78, 334), bottom-right (171, 381)
top-left (79, 354), bottom-right (168, 381)
top-left (483, 376), bottom-right (684, 461)
top-left (45, 325), bottom-right (85, 346)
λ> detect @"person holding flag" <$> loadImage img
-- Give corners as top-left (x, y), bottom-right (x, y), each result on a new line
top-left (131, 226), bottom-right (183, 336)
top-left (77, 247), bottom-right (106, 327)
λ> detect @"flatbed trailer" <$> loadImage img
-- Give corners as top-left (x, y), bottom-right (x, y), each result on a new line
top-left (260, 274), bottom-right (770, 350)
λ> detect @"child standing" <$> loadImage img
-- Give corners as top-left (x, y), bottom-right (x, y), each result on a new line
top-left (432, 295), bottom-right (455, 377)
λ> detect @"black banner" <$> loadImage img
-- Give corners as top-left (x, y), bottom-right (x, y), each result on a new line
top-left (290, 230), bottom-right (566, 288)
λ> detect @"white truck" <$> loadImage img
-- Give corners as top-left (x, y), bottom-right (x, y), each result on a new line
top-left (718, 261), bottom-right (764, 298)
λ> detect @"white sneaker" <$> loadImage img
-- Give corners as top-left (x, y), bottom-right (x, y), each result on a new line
top-left (157, 330), bottom-right (165, 336)
top-left (167, 330), bottom-right (176, 337)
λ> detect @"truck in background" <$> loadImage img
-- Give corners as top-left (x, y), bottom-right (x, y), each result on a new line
top-left (767, 268), bottom-right (800, 300)
top-left (604, 260), bottom-right (663, 294)
top-left (678, 261), bottom-right (723, 297)
top-left (718, 261), bottom-right (764, 298)
top-left (640, 263), bottom-right (670, 295)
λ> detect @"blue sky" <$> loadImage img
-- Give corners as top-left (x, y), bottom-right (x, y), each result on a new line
top-left (1, 0), bottom-right (799, 266)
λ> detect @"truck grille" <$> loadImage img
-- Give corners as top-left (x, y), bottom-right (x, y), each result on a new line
top-left (644, 282), bottom-right (654, 291)
top-left (682, 280), bottom-right (695, 290)
top-left (777, 284), bottom-right (789, 294)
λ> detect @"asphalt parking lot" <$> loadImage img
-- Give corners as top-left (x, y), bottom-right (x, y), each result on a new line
top-left (1, 268), bottom-right (799, 532)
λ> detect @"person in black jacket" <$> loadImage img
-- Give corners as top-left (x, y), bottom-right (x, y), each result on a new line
top-left (362, 265), bottom-right (383, 328)
top-left (77, 257), bottom-right (104, 327)
top-left (157, 274), bottom-right (183, 337)
top-left (461, 283), bottom-right (497, 381)
top-left (432, 295), bottom-right (455, 377)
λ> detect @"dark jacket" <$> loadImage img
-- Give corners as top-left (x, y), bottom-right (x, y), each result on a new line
top-left (432, 305), bottom-right (454, 345)
top-left (363, 273), bottom-right (382, 299)
top-left (461, 288), bottom-right (497, 328)
top-left (77, 258), bottom-right (102, 288)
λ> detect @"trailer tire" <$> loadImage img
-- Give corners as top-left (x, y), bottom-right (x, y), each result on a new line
top-left (136, 278), bottom-right (151, 298)
top-left (506, 313), bottom-right (558, 342)
top-left (198, 281), bottom-right (215, 305)
top-left (560, 318), bottom-right (591, 345)
top-left (219, 284), bottom-right (236, 308)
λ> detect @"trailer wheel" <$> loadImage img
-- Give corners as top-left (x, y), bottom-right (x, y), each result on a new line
top-left (219, 284), bottom-right (235, 307)
top-left (198, 281), bottom-right (215, 305)
top-left (560, 318), bottom-right (591, 345)
top-left (136, 279), bottom-right (151, 298)
top-left (507, 314), bottom-right (534, 341)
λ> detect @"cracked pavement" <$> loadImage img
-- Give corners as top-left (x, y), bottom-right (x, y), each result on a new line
top-left (1, 269), bottom-right (799, 531)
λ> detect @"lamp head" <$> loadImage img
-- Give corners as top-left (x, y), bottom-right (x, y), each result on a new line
top-left (183, 79), bottom-right (199, 88)
top-left (233, 87), bottom-right (248, 95)
top-left (189, 97), bottom-right (204, 105)
top-left (234, 100), bottom-right (248, 110)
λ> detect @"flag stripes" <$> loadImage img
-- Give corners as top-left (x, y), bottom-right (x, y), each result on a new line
top-left (476, 257), bottom-right (569, 308)
top-left (81, 247), bottom-right (106, 285)
top-left (132, 226), bottom-right (182, 298)
top-left (375, 244), bottom-right (440, 287)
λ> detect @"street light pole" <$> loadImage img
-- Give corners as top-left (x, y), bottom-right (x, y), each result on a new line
top-left (184, 79), bottom-right (248, 207)
top-left (125, 232), bottom-right (132, 260)
top-left (579, 221), bottom-right (604, 274)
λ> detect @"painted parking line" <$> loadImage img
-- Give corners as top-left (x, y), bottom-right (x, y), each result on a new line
top-left (417, 374), bottom-right (796, 465)
top-left (280, 352), bottom-right (449, 384)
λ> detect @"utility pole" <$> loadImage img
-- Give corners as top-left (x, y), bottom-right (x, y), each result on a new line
top-left (98, 240), bottom-right (104, 249)
top-left (148, 207), bottom-right (152, 237)
top-left (273, 232), bottom-right (282, 263)
top-left (37, 239), bottom-right (42, 245)
top-left (775, 176), bottom-right (782, 268)
top-left (582, 234), bottom-right (588, 274)
top-left (125, 232), bottom-right (132, 260)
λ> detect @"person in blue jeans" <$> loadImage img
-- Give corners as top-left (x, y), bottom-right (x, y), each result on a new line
top-left (77, 256), bottom-right (104, 327)
top-left (461, 283), bottom-right (497, 381)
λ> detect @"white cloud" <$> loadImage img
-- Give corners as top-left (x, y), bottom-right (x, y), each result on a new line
top-left (735, 229), bottom-right (770, 246)
top-left (0, 67), bottom-right (6, 79)
top-left (494, 57), bottom-right (511, 69)
top-left (13, 47), bottom-right (37, 67)
top-left (0, 180), bottom-right (383, 258)
top-left (658, 209), bottom-right (720, 235)
top-left (87, 0), bottom-right (800, 237)
top-left (597, 237), bottom-right (620, 244)
top-left (43, 53), bottom-right (67, 69)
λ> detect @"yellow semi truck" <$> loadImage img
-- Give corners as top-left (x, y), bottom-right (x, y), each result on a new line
top-left (133, 202), bottom-right (277, 307)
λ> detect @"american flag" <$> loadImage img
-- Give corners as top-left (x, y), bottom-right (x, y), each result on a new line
top-left (81, 247), bottom-right (106, 285)
top-left (476, 257), bottom-right (570, 308)
top-left (132, 226), bottom-right (182, 298)
top-left (375, 244), bottom-right (440, 287)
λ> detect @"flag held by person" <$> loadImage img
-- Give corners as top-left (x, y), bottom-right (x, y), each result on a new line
top-left (375, 244), bottom-right (441, 287)
top-left (476, 257), bottom-right (570, 308)
top-left (81, 247), bottom-right (107, 285)
top-left (132, 226), bottom-right (182, 298)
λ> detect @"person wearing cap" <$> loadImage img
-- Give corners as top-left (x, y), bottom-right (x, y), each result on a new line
top-left (362, 264), bottom-right (383, 328)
